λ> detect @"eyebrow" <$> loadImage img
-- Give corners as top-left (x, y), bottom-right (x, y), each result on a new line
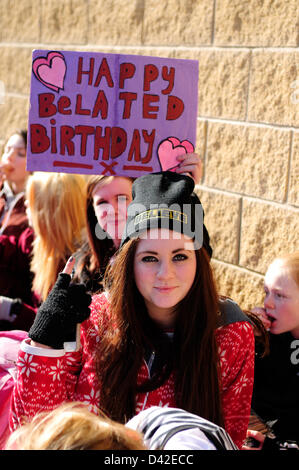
top-left (136, 248), bottom-right (191, 255)
top-left (264, 285), bottom-right (285, 293)
top-left (94, 193), bottom-right (128, 200)
top-left (6, 145), bottom-right (26, 150)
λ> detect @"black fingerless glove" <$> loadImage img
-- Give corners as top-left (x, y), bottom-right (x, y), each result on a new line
top-left (29, 273), bottom-right (92, 349)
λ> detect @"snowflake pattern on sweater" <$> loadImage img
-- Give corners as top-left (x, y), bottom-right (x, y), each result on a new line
top-left (10, 293), bottom-right (254, 449)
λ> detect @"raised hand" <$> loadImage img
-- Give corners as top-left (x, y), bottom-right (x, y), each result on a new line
top-left (175, 152), bottom-right (202, 184)
top-left (29, 257), bottom-right (92, 349)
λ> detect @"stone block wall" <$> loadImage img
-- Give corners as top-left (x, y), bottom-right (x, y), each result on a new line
top-left (0, 0), bottom-right (298, 310)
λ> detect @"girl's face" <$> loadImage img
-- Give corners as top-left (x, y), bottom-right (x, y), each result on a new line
top-left (92, 177), bottom-right (133, 248)
top-left (1, 134), bottom-right (27, 190)
top-left (133, 228), bottom-right (197, 329)
top-left (264, 260), bottom-right (299, 338)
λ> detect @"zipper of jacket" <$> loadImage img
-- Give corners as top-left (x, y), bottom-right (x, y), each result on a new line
top-left (141, 350), bottom-right (155, 412)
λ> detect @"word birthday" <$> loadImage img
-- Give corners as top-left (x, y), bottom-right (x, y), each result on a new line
top-left (31, 122), bottom-right (157, 164)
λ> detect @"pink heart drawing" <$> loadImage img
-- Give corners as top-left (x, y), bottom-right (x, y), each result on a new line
top-left (32, 51), bottom-right (66, 92)
top-left (157, 137), bottom-right (195, 171)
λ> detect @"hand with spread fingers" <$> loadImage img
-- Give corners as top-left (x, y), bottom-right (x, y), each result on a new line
top-left (29, 257), bottom-right (92, 349)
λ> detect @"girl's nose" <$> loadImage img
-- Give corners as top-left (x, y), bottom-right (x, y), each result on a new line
top-left (113, 202), bottom-right (119, 216)
top-left (156, 260), bottom-right (174, 280)
top-left (107, 204), bottom-right (118, 221)
top-left (5, 148), bottom-right (15, 162)
top-left (264, 293), bottom-right (274, 310)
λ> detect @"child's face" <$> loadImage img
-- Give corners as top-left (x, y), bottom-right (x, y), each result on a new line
top-left (92, 177), bottom-right (133, 248)
top-left (1, 133), bottom-right (27, 188)
top-left (264, 260), bottom-right (299, 338)
top-left (133, 228), bottom-right (197, 329)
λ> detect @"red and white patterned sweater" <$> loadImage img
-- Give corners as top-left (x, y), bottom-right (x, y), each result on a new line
top-left (9, 293), bottom-right (255, 449)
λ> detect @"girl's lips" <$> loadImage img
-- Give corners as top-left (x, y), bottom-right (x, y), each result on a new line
top-left (154, 286), bottom-right (177, 292)
top-left (266, 314), bottom-right (277, 330)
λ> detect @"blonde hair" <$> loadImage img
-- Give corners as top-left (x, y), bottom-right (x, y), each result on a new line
top-left (273, 251), bottom-right (299, 288)
top-left (26, 172), bottom-right (87, 300)
top-left (6, 403), bottom-right (146, 450)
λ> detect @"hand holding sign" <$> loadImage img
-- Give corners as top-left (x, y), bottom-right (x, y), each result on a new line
top-left (157, 137), bottom-right (194, 171)
top-left (175, 152), bottom-right (202, 184)
top-left (157, 138), bottom-right (202, 183)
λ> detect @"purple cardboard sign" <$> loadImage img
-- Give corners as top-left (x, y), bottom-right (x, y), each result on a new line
top-left (27, 50), bottom-right (199, 177)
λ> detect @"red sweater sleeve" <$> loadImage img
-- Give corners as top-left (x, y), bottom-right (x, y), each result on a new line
top-left (215, 321), bottom-right (255, 449)
top-left (9, 293), bottom-right (108, 432)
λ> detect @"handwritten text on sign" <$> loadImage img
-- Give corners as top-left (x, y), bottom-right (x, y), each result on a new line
top-left (27, 50), bottom-right (199, 177)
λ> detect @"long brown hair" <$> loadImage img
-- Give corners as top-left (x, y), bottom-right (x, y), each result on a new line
top-left (97, 238), bottom-right (223, 426)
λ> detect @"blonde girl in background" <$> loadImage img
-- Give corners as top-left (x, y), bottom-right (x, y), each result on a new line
top-left (246, 252), bottom-right (299, 450)
top-left (26, 172), bottom-right (87, 301)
